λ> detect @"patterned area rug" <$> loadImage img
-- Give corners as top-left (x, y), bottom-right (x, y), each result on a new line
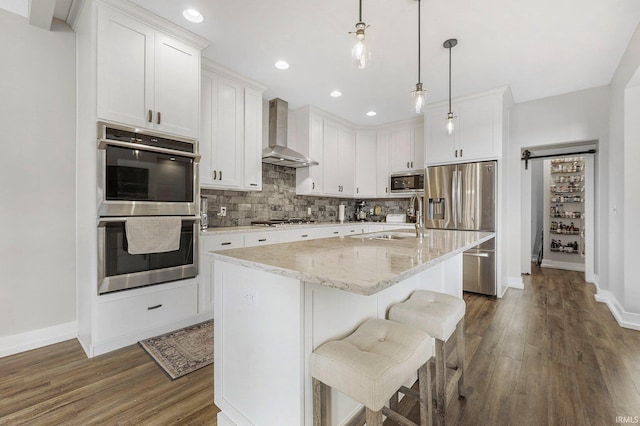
top-left (139, 320), bottom-right (214, 380)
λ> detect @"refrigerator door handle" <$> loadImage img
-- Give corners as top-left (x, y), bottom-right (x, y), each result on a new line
top-left (463, 252), bottom-right (490, 258)
top-left (451, 170), bottom-right (458, 226)
top-left (457, 170), bottom-right (463, 227)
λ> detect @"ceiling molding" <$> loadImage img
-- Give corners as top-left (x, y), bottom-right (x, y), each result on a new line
top-left (28, 0), bottom-right (56, 30)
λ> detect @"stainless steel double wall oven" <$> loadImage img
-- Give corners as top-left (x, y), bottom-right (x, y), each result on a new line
top-left (97, 122), bottom-right (200, 295)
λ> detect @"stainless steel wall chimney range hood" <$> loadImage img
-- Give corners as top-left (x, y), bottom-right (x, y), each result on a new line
top-left (262, 98), bottom-right (319, 168)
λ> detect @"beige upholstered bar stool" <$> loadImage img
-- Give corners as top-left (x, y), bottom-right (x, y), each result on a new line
top-left (310, 318), bottom-right (435, 426)
top-left (388, 291), bottom-right (466, 426)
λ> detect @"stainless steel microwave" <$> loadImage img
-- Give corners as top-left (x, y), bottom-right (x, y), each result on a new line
top-left (390, 170), bottom-right (425, 193)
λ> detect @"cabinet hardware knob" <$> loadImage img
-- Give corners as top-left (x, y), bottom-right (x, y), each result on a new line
top-left (333, 231), bottom-right (339, 234)
top-left (301, 234), bottom-right (309, 238)
top-left (258, 238), bottom-right (267, 242)
top-left (250, 183), bottom-right (258, 186)
top-left (312, 182), bottom-right (315, 189)
top-left (221, 242), bottom-right (232, 246)
top-left (157, 111), bottom-right (161, 125)
top-left (148, 110), bottom-right (153, 123)
top-left (460, 149), bottom-right (463, 157)
top-left (455, 150), bottom-right (458, 158)
top-left (357, 188), bottom-right (359, 193)
top-left (407, 161), bottom-right (410, 168)
top-left (411, 161), bottom-right (414, 168)
top-left (147, 304), bottom-right (162, 310)
top-left (219, 170), bottom-right (222, 180)
top-left (386, 186), bottom-right (388, 193)
top-left (213, 170), bottom-right (217, 180)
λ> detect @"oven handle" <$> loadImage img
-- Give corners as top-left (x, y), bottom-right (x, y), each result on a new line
top-left (97, 138), bottom-right (201, 161)
top-left (98, 216), bottom-right (201, 226)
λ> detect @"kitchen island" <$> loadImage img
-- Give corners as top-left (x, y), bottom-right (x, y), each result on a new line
top-left (210, 228), bottom-right (494, 425)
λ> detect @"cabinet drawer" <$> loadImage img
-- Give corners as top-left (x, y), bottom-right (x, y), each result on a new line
top-left (202, 234), bottom-right (244, 251)
top-left (94, 282), bottom-right (198, 342)
top-left (244, 232), bottom-right (281, 247)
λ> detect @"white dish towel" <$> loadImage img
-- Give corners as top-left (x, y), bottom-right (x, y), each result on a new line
top-left (125, 217), bottom-right (182, 255)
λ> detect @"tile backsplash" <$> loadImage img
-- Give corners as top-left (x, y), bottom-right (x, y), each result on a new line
top-left (201, 163), bottom-right (409, 227)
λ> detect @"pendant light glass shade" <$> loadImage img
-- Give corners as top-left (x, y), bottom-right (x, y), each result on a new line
top-left (350, 1), bottom-right (370, 69)
top-left (352, 22), bottom-right (369, 69)
top-left (446, 112), bottom-right (455, 135)
top-left (412, 0), bottom-right (425, 113)
top-left (412, 83), bottom-right (426, 114)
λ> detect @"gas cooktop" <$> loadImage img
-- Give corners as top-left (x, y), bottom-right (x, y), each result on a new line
top-left (251, 218), bottom-right (318, 227)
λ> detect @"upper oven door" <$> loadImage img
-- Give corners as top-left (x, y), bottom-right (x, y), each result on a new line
top-left (97, 124), bottom-right (200, 216)
top-left (390, 171), bottom-right (425, 193)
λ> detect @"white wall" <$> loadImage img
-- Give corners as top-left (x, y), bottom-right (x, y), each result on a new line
top-left (507, 86), bottom-right (610, 291)
top-left (0, 10), bottom-right (77, 349)
top-left (609, 21), bottom-right (640, 325)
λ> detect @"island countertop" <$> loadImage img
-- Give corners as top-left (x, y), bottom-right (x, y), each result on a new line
top-left (209, 228), bottom-right (494, 296)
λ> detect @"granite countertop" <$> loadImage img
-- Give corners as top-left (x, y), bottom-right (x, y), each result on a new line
top-left (200, 221), bottom-right (408, 236)
top-left (209, 228), bottom-right (494, 296)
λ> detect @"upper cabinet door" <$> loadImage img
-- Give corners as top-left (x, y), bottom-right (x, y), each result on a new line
top-left (97, 6), bottom-right (200, 138)
top-left (153, 34), bottom-right (200, 138)
top-left (355, 131), bottom-right (377, 198)
top-left (322, 121), bottom-right (340, 196)
top-left (243, 87), bottom-right (263, 190)
top-left (215, 78), bottom-right (244, 188)
top-left (390, 127), bottom-right (413, 172)
top-left (97, 7), bottom-right (154, 130)
top-left (424, 104), bottom-right (457, 164)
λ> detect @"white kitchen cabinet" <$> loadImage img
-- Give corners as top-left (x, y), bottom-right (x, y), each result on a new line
top-left (94, 279), bottom-right (198, 343)
top-left (243, 87), bottom-right (263, 190)
top-left (97, 5), bottom-right (200, 138)
top-left (295, 108), bottom-right (324, 195)
top-left (389, 121), bottom-right (424, 172)
top-left (355, 131), bottom-right (377, 198)
top-left (323, 121), bottom-right (355, 196)
top-left (200, 64), bottom-right (266, 190)
top-left (425, 87), bottom-right (511, 165)
top-left (376, 129), bottom-right (391, 197)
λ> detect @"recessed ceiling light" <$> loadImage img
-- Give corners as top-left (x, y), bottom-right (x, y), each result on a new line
top-left (275, 60), bottom-right (290, 70)
top-left (330, 90), bottom-right (342, 98)
top-left (182, 9), bottom-right (204, 23)
top-left (366, 111), bottom-right (377, 117)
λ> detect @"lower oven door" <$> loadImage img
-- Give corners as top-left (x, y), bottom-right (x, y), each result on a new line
top-left (98, 216), bottom-right (199, 295)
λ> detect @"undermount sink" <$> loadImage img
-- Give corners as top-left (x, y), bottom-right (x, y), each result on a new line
top-left (351, 231), bottom-right (417, 240)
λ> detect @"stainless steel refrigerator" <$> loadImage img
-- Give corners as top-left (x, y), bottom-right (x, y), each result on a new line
top-left (424, 161), bottom-right (497, 296)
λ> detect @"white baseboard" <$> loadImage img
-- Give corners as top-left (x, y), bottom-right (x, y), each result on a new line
top-left (88, 312), bottom-right (214, 357)
top-left (541, 259), bottom-right (585, 272)
top-left (0, 321), bottom-right (77, 358)
top-left (508, 275), bottom-right (524, 290)
top-left (595, 289), bottom-right (640, 331)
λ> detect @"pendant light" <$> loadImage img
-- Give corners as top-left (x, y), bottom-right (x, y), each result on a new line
top-left (443, 38), bottom-right (457, 135)
top-left (350, 0), bottom-right (370, 69)
top-left (411, 0), bottom-right (426, 113)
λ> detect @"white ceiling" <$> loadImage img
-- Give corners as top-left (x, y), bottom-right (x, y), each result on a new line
top-left (6, 0), bottom-right (639, 126)
top-left (128, 0), bottom-right (640, 126)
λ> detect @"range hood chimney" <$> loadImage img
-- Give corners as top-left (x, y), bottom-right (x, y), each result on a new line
top-left (262, 98), bottom-right (319, 168)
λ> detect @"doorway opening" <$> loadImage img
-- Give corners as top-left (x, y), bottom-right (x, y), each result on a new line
top-left (520, 142), bottom-right (597, 283)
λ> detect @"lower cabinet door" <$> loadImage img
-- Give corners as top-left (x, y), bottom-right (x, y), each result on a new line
top-left (94, 281), bottom-right (198, 342)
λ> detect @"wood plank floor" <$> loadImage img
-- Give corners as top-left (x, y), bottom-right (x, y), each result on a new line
top-left (1, 266), bottom-right (639, 425)
top-left (398, 265), bottom-right (640, 425)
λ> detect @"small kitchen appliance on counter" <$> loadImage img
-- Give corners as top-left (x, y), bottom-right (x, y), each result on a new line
top-left (354, 201), bottom-right (368, 221)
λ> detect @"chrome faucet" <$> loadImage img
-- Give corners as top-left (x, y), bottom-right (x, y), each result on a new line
top-left (410, 193), bottom-right (424, 240)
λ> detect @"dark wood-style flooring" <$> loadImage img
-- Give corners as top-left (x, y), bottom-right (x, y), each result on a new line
top-left (1, 266), bottom-right (639, 425)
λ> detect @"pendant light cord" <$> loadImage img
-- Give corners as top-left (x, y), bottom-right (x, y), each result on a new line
top-left (448, 44), bottom-right (452, 113)
top-left (359, 0), bottom-right (362, 22)
top-left (417, 0), bottom-right (421, 84)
